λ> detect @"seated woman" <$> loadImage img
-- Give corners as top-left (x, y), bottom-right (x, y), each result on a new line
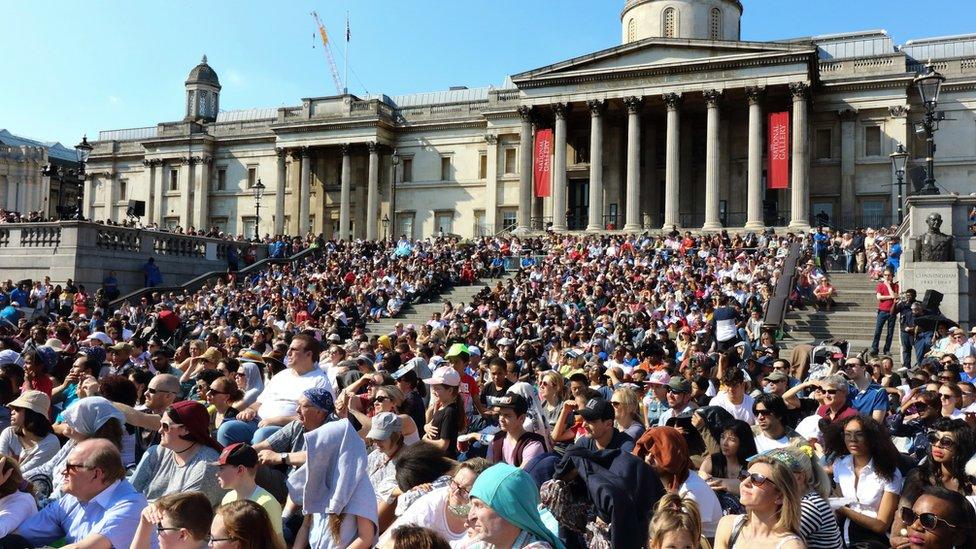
top-left (391, 442), bottom-right (457, 518)
top-left (380, 458), bottom-right (491, 546)
top-left (611, 387), bottom-right (646, 442)
top-left (826, 415), bottom-right (903, 547)
top-left (647, 494), bottom-right (705, 549)
top-left (206, 376), bottom-right (243, 432)
top-left (0, 391), bottom-right (60, 481)
top-left (713, 455), bottom-right (804, 549)
top-left (813, 277), bottom-right (836, 311)
top-left (895, 485), bottom-right (976, 549)
top-left (0, 457), bottom-right (37, 538)
top-left (354, 386), bottom-right (420, 446)
top-left (366, 412), bottom-right (409, 529)
top-left (459, 463), bottom-right (563, 549)
top-left (130, 400), bottom-right (226, 507)
top-left (211, 499), bottom-right (286, 549)
top-left (699, 419), bottom-right (757, 514)
top-left (130, 491), bottom-right (214, 549)
top-left (763, 446), bottom-right (843, 549)
top-left (234, 361), bottom-right (265, 409)
top-left (904, 418), bottom-right (975, 497)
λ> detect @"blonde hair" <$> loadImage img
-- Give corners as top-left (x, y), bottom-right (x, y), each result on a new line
top-left (648, 493), bottom-right (702, 549)
top-left (377, 385), bottom-right (405, 407)
top-left (542, 371), bottom-right (566, 401)
top-left (612, 386), bottom-right (644, 426)
top-left (746, 456), bottom-right (802, 535)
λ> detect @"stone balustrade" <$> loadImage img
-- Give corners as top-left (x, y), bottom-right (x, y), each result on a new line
top-left (0, 221), bottom-right (265, 296)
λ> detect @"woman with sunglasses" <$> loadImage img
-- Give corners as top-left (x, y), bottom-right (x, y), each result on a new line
top-left (379, 458), bottom-right (491, 545)
top-left (938, 382), bottom-right (965, 419)
top-left (762, 446), bottom-right (843, 549)
top-left (234, 361), bottom-right (265, 409)
top-left (210, 499), bottom-right (286, 549)
top-left (826, 415), bottom-right (903, 547)
top-left (130, 491), bottom-right (214, 549)
top-left (894, 486), bottom-right (976, 549)
top-left (207, 377), bottom-right (244, 432)
top-left (890, 389), bottom-right (943, 463)
top-left (905, 418), bottom-right (975, 496)
top-left (713, 455), bottom-right (804, 549)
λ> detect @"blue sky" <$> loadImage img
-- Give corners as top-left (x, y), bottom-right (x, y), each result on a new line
top-left (2, 0), bottom-right (973, 146)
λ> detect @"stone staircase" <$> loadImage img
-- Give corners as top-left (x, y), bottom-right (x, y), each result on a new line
top-left (368, 276), bottom-right (509, 336)
top-left (781, 272), bottom-right (901, 360)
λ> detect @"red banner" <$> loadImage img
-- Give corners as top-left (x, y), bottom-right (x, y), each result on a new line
top-left (533, 128), bottom-right (553, 198)
top-left (768, 111), bottom-right (790, 189)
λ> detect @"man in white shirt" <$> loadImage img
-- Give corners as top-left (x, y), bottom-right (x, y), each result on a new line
top-left (218, 333), bottom-right (332, 446)
top-left (708, 368), bottom-right (755, 423)
top-left (751, 393), bottom-right (804, 453)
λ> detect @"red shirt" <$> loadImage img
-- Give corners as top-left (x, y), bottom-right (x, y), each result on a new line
top-left (876, 281), bottom-right (899, 313)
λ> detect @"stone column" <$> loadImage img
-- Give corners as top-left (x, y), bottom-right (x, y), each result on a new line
top-left (789, 82), bottom-right (810, 230)
top-left (586, 99), bottom-right (606, 232)
top-left (153, 162), bottom-right (165, 223)
top-left (887, 105), bottom-right (910, 223)
top-left (83, 175), bottom-right (94, 220)
top-left (180, 158), bottom-right (192, 229)
top-left (144, 160), bottom-right (156, 225)
top-left (339, 144), bottom-right (351, 241)
top-left (195, 156), bottom-right (211, 231)
top-left (622, 97), bottom-right (643, 232)
top-left (551, 103), bottom-right (569, 231)
top-left (299, 148), bottom-right (311, 235)
top-left (517, 106), bottom-right (533, 230)
top-left (703, 89), bottom-right (723, 230)
top-left (663, 93), bottom-right (682, 229)
top-left (366, 142), bottom-right (379, 240)
top-left (274, 148), bottom-right (287, 236)
top-left (484, 134), bottom-right (499, 234)
top-left (839, 109), bottom-right (857, 228)
top-left (745, 87), bottom-right (765, 230)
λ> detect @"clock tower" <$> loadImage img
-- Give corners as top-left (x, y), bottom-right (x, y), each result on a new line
top-left (184, 55), bottom-right (221, 123)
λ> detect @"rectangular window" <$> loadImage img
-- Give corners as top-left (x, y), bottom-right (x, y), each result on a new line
top-left (861, 200), bottom-right (885, 227)
top-left (396, 213), bottom-right (414, 240)
top-left (864, 126), bottom-right (881, 157)
top-left (479, 152), bottom-right (488, 179)
top-left (815, 128), bottom-right (832, 159)
top-left (119, 180), bottom-right (127, 201)
top-left (169, 169), bottom-right (178, 191)
top-left (434, 211), bottom-right (453, 235)
top-left (247, 167), bottom-right (257, 188)
top-left (216, 168), bottom-right (227, 191)
top-left (440, 156), bottom-right (452, 181)
top-left (242, 216), bottom-right (257, 238)
top-left (473, 209), bottom-right (487, 237)
top-left (504, 148), bottom-right (517, 174)
top-left (402, 158), bottom-right (413, 183)
top-left (163, 216), bottom-right (179, 229)
top-left (501, 209), bottom-right (517, 231)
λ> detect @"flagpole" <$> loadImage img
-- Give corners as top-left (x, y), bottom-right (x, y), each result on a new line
top-left (344, 11), bottom-right (349, 95)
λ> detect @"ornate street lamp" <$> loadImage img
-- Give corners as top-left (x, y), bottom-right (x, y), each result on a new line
top-left (389, 149), bottom-right (400, 240)
top-left (913, 63), bottom-right (946, 195)
top-left (74, 135), bottom-right (93, 219)
top-left (889, 143), bottom-right (909, 225)
top-left (381, 214), bottom-right (390, 238)
top-left (253, 178), bottom-right (265, 240)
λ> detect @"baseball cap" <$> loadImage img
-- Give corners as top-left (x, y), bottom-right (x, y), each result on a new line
top-left (667, 377), bottom-right (692, 394)
top-left (7, 390), bottom-right (50, 416)
top-left (87, 332), bottom-right (113, 345)
top-left (765, 371), bottom-right (789, 382)
top-left (0, 349), bottom-right (23, 367)
top-left (366, 412), bottom-right (403, 441)
top-left (44, 338), bottom-right (65, 353)
top-left (497, 338), bottom-right (514, 347)
top-left (212, 443), bottom-right (258, 468)
top-left (445, 343), bottom-right (469, 359)
top-left (108, 342), bottom-right (132, 354)
top-left (239, 350), bottom-right (264, 363)
top-left (492, 393), bottom-right (528, 416)
top-left (391, 364), bottom-right (414, 380)
top-left (424, 366), bottom-right (461, 387)
top-left (647, 371), bottom-right (671, 386)
top-left (578, 398), bottom-right (615, 421)
top-left (468, 346), bottom-right (481, 357)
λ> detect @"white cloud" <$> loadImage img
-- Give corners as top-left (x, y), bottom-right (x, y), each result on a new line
top-left (108, 95), bottom-right (120, 104)
top-left (225, 69), bottom-right (245, 87)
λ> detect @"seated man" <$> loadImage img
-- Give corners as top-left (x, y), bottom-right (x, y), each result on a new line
top-left (215, 443), bottom-right (284, 540)
top-left (574, 398), bottom-right (635, 452)
top-left (487, 393), bottom-right (545, 469)
top-left (5, 439), bottom-right (148, 549)
top-left (461, 463), bottom-right (562, 548)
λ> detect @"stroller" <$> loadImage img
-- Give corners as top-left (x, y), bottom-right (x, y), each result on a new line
top-left (808, 339), bottom-right (849, 381)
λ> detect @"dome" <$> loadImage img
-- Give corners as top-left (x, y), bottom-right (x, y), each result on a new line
top-left (621, 0), bottom-right (743, 43)
top-left (185, 55), bottom-right (221, 89)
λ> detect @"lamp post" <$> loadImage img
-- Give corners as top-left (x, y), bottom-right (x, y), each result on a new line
top-left (889, 143), bottom-right (909, 225)
top-left (913, 63), bottom-right (945, 195)
top-left (74, 135), bottom-right (93, 220)
top-left (252, 178), bottom-right (265, 240)
top-left (389, 149), bottom-right (400, 240)
top-left (381, 214), bottom-right (390, 239)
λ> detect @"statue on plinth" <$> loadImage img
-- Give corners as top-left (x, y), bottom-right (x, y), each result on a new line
top-left (918, 213), bottom-right (954, 262)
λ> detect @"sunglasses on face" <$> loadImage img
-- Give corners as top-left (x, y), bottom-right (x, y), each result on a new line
top-left (207, 388), bottom-right (228, 396)
top-left (373, 395), bottom-right (391, 404)
top-left (900, 506), bottom-right (960, 531)
top-left (146, 388), bottom-right (174, 395)
top-left (928, 433), bottom-right (956, 448)
top-left (940, 393), bottom-right (955, 401)
top-left (63, 462), bottom-right (93, 475)
top-left (822, 388), bottom-right (840, 395)
top-left (843, 431), bottom-right (866, 441)
top-left (738, 470), bottom-right (776, 488)
top-left (159, 422), bottom-right (181, 432)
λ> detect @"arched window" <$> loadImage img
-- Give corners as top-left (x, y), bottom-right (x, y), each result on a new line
top-left (627, 18), bottom-right (636, 42)
top-left (710, 8), bottom-right (723, 40)
top-left (663, 7), bottom-right (677, 38)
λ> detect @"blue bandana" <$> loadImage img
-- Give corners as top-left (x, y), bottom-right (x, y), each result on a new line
top-left (303, 388), bottom-right (335, 414)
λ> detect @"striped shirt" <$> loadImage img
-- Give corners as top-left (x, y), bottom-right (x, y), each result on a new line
top-left (799, 490), bottom-right (845, 549)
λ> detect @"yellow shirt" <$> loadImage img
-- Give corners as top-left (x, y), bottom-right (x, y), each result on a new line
top-left (221, 484), bottom-right (284, 539)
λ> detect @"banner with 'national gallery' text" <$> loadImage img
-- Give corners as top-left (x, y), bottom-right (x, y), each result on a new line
top-left (534, 128), bottom-right (553, 198)
top-left (768, 112), bottom-right (790, 189)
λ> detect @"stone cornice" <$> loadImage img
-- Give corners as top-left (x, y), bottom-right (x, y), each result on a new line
top-left (819, 73), bottom-right (916, 92)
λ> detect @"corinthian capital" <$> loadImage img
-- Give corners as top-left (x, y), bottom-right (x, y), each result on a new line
top-left (662, 93), bottom-right (682, 111)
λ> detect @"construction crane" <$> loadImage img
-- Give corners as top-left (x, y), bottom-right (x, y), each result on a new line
top-left (311, 11), bottom-right (344, 95)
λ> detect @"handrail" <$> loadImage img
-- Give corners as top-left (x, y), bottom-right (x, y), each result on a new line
top-left (108, 246), bottom-right (322, 310)
top-left (762, 241), bottom-right (803, 333)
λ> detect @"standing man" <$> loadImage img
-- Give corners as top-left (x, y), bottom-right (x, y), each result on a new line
top-left (870, 268), bottom-right (899, 356)
top-left (896, 290), bottom-right (920, 369)
top-left (142, 257), bottom-right (163, 288)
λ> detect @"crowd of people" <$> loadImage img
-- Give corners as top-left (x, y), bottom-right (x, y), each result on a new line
top-left (0, 227), bottom-right (974, 549)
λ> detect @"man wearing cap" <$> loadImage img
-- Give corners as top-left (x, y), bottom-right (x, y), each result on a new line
top-left (253, 388), bottom-right (335, 472)
top-left (574, 398), bottom-right (635, 452)
top-left (215, 443), bottom-right (284, 539)
top-left (642, 371), bottom-right (671, 426)
top-left (657, 377), bottom-right (697, 427)
top-left (488, 393), bottom-right (546, 468)
top-left (105, 343), bottom-right (135, 377)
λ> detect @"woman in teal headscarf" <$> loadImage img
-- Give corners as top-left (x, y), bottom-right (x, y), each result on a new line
top-left (462, 463), bottom-right (564, 549)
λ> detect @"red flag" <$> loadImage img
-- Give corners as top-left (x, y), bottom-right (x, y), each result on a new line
top-left (533, 128), bottom-right (553, 198)
top-left (767, 111), bottom-right (790, 189)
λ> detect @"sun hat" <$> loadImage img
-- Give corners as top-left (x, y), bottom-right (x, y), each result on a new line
top-left (424, 366), bottom-right (460, 387)
top-left (7, 390), bottom-right (50, 416)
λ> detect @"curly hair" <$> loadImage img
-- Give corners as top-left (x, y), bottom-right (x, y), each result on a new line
top-left (824, 415), bottom-right (901, 482)
top-left (916, 417), bottom-right (976, 493)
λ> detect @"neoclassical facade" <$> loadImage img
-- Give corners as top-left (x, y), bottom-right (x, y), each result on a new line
top-left (1, 129), bottom-right (83, 218)
top-left (86, 1), bottom-right (976, 239)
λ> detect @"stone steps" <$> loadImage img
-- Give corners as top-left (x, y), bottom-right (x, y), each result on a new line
top-left (367, 277), bottom-right (507, 336)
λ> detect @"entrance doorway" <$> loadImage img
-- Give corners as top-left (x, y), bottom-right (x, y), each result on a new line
top-left (567, 179), bottom-right (589, 230)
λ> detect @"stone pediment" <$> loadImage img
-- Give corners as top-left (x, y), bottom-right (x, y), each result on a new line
top-left (512, 38), bottom-right (816, 87)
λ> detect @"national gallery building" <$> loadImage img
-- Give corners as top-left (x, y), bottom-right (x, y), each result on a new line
top-left (85, 0), bottom-right (976, 239)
